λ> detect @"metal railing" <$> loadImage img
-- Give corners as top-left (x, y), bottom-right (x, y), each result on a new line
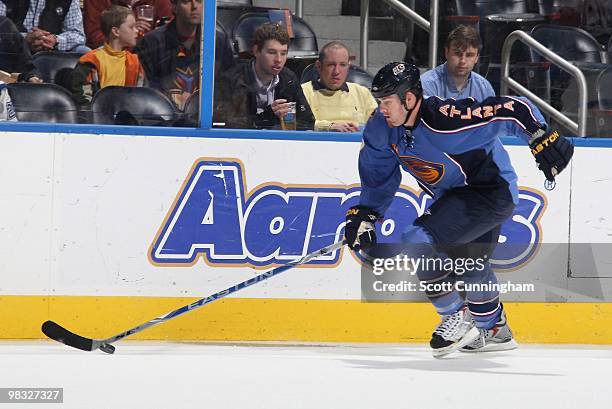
top-left (501, 30), bottom-right (588, 137)
top-left (359, 0), bottom-right (439, 71)
top-left (295, 0), bottom-right (303, 18)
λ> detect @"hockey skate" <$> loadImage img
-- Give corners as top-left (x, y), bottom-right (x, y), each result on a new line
top-left (430, 306), bottom-right (479, 358)
top-left (460, 310), bottom-right (518, 353)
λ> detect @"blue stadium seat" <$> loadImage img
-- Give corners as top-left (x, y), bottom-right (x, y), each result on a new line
top-left (536, 0), bottom-right (583, 25)
top-left (527, 24), bottom-right (607, 117)
top-left (7, 83), bottom-right (78, 123)
top-left (591, 66), bottom-right (612, 137)
top-left (31, 51), bottom-right (81, 83)
top-left (182, 90), bottom-right (200, 126)
top-left (530, 24), bottom-right (605, 63)
top-left (444, 0), bottom-right (545, 90)
top-left (91, 86), bottom-right (178, 126)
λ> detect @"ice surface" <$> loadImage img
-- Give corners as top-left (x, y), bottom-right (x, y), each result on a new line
top-left (1, 341), bottom-right (611, 408)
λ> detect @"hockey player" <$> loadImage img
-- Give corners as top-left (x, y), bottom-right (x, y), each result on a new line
top-left (344, 62), bottom-right (573, 357)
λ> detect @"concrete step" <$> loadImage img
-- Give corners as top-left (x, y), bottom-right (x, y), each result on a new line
top-left (303, 15), bottom-right (361, 40)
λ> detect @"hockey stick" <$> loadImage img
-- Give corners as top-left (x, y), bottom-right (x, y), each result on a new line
top-left (42, 240), bottom-right (346, 354)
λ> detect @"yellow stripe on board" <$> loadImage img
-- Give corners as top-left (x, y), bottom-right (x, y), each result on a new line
top-left (1, 296), bottom-right (612, 344)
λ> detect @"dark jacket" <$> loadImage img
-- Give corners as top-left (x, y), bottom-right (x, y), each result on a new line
top-left (214, 60), bottom-right (315, 130)
top-left (3, 0), bottom-right (72, 34)
top-left (134, 20), bottom-right (234, 94)
top-left (0, 16), bottom-right (31, 72)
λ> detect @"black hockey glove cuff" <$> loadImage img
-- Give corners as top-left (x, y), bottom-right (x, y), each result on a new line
top-left (529, 129), bottom-right (574, 181)
top-left (345, 206), bottom-right (379, 250)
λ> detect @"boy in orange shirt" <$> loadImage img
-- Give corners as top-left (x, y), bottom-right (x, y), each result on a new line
top-left (71, 5), bottom-right (145, 107)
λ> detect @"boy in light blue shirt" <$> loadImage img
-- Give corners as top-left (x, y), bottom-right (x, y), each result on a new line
top-left (421, 25), bottom-right (495, 100)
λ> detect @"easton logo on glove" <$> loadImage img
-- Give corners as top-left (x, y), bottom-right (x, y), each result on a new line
top-left (345, 206), bottom-right (379, 250)
top-left (530, 130), bottom-right (559, 156)
top-left (529, 129), bottom-right (574, 182)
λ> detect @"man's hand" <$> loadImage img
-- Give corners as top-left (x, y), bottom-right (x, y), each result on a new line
top-left (25, 28), bottom-right (50, 52)
top-left (271, 99), bottom-right (293, 118)
top-left (345, 206), bottom-right (379, 250)
top-left (529, 129), bottom-right (574, 181)
top-left (135, 19), bottom-right (153, 36)
top-left (330, 121), bottom-right (360, 132)
top-left (39, 33), bottom-right (58, 50)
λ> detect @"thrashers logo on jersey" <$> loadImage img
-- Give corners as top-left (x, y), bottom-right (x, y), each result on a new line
top-left (150, 159), bottom-right (546, 270)
top-left (391, 144), bottom-right (444, 185)
top-left (400, 156), bottom-right (444, 185)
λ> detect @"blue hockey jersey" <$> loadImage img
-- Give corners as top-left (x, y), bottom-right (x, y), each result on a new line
top-left (359, 96), bottom-right (547, 215)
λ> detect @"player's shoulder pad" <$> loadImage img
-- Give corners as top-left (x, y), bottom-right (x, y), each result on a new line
top-left (362, 108), bottom-right (392, 149)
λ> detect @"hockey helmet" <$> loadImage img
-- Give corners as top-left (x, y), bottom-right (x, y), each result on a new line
top-left (371, 62), bottom-right (422, 102)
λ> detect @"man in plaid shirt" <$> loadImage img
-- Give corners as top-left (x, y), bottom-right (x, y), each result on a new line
top-left (0, 0), bottom-right (87, 53)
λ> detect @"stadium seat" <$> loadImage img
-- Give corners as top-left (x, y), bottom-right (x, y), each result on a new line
top-left (300, 63), bottom-right (374, 90)
top-left (0, 17), bottom-right (29, 72)
top-left (31, 51), bottom-right (81, 83)
top-left (91, 86), bottom-right (178, 126)
top-left (530, 24), bottom-right (606, 63)
top-left (451, 0), bottom-right (532, 16)
top-left (7, 83), bottom-right (78, 123)
top-left (536, 0), bottom-right (583, 25)
top-left (528, 24), bottom-right (607, 114)
top-left (444, 0), bottom-right (545, 88)
top-left (591, 66), bottom-right (612, 137)
top-left (182, 90), bottom-right (200, 126)
top-left (231, 11), bottom-right (318, 77)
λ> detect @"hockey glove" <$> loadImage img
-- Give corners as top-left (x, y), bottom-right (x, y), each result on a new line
top-left (529, 129), bottom-right (574, 181)
top-left (345, 206), bottom-right (379, 250)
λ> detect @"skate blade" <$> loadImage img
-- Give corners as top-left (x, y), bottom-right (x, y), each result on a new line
top-left (460, 338), bottom-right (519, 353)
top-left (432, 327), bottom-right (480, 359)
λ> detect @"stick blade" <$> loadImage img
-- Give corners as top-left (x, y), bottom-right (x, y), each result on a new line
top-left (41, 320), bottom-right (95, 352)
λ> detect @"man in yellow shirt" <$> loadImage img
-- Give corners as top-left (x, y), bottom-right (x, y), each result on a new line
top-left (301, 41), bottom-right (377, 132)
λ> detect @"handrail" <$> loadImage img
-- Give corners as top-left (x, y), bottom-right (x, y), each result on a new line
top-left (500, 30), bottom-right (588, 137)
top-left (360, 0), bottom-right (369, 70)
top-left (295, 0), bottom-right (303, 18)
top-left (360, 0), bottom-right (438, 71)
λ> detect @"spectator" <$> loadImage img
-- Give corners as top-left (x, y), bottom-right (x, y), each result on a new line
top-left (0, 16), bottom-right (31, 72)
top-left (420, 25), bottom-right (495, 100)
top-left (0, 0), bottom-right (88, 53)
top-left (214, 22), bottom-right (314, 130)
top-left (301, 41), bottom-right (377, 132)
top-left (134, 0), bottom-right (233, 109)
top-left (69, 5), bottom-right (144, 107)
top-left (84, 0), bottom-right (173, 49)
top-left (0, 16), bottom-right (42, 82)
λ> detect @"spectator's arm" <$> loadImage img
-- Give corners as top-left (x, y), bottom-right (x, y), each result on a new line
top-left (214, 29), bottom-right (235, 77)
top-left (295, 83), bottom-right (315, 131)
top-left (83, 0), bottom-right (109, 49)
top-left (213, 69), bottom-right (251, 129)
top-left (17, 63), bottom-right (42, 83)
top-left (133, 37), bottom-right (160, 89)
top-left (56, 0), bottom-right (86, 51)
top-left (69, 62), bottom-right (96, 106)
